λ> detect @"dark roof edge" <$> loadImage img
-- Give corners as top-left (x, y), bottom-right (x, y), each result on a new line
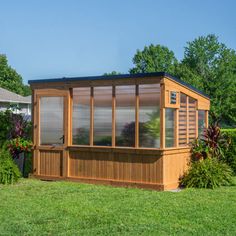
top-left (163, 72), bottom-right (210, 99)
top-left (28, 72), bottom-right (210, 99)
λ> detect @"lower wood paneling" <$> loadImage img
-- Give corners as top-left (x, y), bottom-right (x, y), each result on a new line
top-left (39, 150), bottom-right (63, 176)
top-left (69, 150), bottom-right (163, 184)
top-left (34, 147), bottom-right (191, 190)
top-left (162, 148), bottom-right (191, 190)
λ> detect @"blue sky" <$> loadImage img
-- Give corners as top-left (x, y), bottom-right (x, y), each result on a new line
top-left (0, 0), bottom-right (235, 84)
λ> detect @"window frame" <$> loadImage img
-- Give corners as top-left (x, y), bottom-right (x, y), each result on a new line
top-left (71, 83), bottom-right (161, 149)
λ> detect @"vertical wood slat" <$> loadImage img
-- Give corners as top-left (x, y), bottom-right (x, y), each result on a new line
top-left (160, 82), bottom-right (165, 149)
top-left (69, 150), bottom-right (163, 184)
top-left (36, 95), bottom-right (40, 175)
top-left (39, 150), bottom-right (62, 176)
top-left (64, 90), bottom-right (72, 177)
top-left (175, 109), bottom-right (179, 147)
top-left (161, 108), bottom-right (166, 148)
top-left (205, 110), bottom-right (209, 128)
top-left (62, 94), bottom-right (68, 178)
top-left (196, 110), bottom-right (198, 138)
top-left (90, 87), bottom-right (94, 146)
top-left (135, 85), bottom-right (139, 148)
top-left (112, 86), bottom-right (116, 147)
top-left (68, 89), bottom-right (73, 146)
top-left (186, 96), bottom-right (189, 144)
top-left (32, 90), bottom-right (39, 175)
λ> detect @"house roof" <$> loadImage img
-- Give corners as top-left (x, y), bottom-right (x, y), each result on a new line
top-left (0, 87), bottom-right (31, 104)
top-left (28, 72), bottom-right (209, 98)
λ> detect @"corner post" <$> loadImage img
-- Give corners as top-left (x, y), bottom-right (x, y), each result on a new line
top-left (160, 80), bottom-right (165, 149)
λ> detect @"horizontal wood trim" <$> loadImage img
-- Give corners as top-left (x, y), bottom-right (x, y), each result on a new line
top-left (30, 77), bottom-right (162, 89)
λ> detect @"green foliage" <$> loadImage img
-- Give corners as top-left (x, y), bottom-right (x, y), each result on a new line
top-left (0, 110), bottom-right (32, 147)
top-left (191, 139), bottom-right (210, 160)
top-left (181, 158), bottom-right (233, 189)
top-left (191, 124), bottom-right (230, 160)
top-left (0, 149), bottom-right (21, 184)
top-left (185, 125), bottom-right (234, 188)
top-left (0, 54), bottom-right (31, 96)
top-left (7, 137), bottom-right (33, 158)
top-left (72, 128), bottom-right (90, 145)
top-left (94, 136), bottom-right (112, 146)
top-left (129, 35), bottom-right (236, 127)
top-left (177, 34), bottom-right (236, 126)
top-left (1, 179), bottom-right (236, 235)
top-left (103, 71), bottom-right (121, 76)
top-left (130, 44), bottom-right (178, 74)
top-left (145, 110), bottom-right (160, 139)
top-left (222, 129), bottom-right (236, 174)
top-left (202, 123), bottom-right (230, 159)
top-left (222, 129), bottom-right (236, 142)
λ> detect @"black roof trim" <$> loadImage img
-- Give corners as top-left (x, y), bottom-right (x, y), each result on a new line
top-left (28, 72), bottom-right (209, 98)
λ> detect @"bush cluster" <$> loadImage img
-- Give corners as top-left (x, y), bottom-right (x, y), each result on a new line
top-left (181, 125), bottom-right (235, 189)
top-left (0, 149), bottom-right (21, 184)
top-left (181, 158), bottom-right (233, 189)
top-left (0, 109), bottom-right (33, 184)
top-left (222, 129), bottom-right (236, 174)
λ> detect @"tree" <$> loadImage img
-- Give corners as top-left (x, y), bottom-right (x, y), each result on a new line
top-left (177, 35), bottom-right (236, 126)
top-left (103, 71), bottom-right (121, 76)
top-left (0, 54), bottom-right (31, 96)
top-left (129, 44), bottom-right (178, 74)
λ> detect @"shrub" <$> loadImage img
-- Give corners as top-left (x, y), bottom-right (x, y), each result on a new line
top-left (221, 129), bottom-right (236, 143)
top-left (202, 124), bottom-right (230, 159)
top-left (191, 139), bottom-right (210, 160)
top-left (222, 129), bottom-right (236, 175)
top-left (0, 110), bottom-right (32, 147)
top-left (0, 149), bottom-right (21, 184)
top-left (180, 158), bottom-right (233, 189)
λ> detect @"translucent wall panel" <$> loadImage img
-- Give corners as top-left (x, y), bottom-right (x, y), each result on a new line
top-left (165, 108), bottom-right (175, 148)
top-left (40, 97), bottom-right (64, 145)
top-left (94, 86), bottom-right (112, 146)
top-left (179, 93), bottom-right (187, 146)
top-left (188, 97), bottom-right (197, 142)
top-left (116, 85), bottom-right (135, 147)
top-left (139, 84), bottom-right (160, 148)
top-left (72, 88), bottom-right (90, 145)
top-left (198, 110), bottom-right (206, 137)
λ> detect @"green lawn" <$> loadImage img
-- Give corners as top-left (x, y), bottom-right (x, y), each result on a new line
top-left (0, 179), bottom-right (236, 235)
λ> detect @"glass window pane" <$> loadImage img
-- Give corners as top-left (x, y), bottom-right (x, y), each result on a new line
top-left (179, 93), bottom-right (187, 146)
top-left (165, 108), bottom-right (175, 148)
top-left (116, 85), bottom-right (135, 147)
top-left (72, 88), bottom-right (90, 145)
top-left (188, 97), bottom-right (197, 142)
top-left (139, 84), bottom-right (160, 148)
top-left (94, 86), bottom-right (112, 146)
top-left (40, 97), bottom-right (64, 145)
top-left (198, 110), bottom-right (205, 137)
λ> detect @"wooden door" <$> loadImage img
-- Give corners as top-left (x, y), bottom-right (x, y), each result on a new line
top-left (33, 89), bottom-right (70, 177)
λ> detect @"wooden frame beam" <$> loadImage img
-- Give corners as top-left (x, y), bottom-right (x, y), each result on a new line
top-left (90, 87), bottom-right (94, 146)
top-left (135, 85), bottom-right (139, 148)
top-left (186, 96), bottom-right (189, 144)
top-left (112, 86), bottom-right (116, 147)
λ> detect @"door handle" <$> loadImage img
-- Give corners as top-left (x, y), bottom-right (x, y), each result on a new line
top-left (60, 135), bottom-right (65, 144)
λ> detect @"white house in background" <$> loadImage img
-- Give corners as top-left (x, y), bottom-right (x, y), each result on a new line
top-left (0, 87), bottom-right (31, 117)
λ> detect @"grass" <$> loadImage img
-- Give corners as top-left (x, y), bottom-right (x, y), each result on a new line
top-left (0, 179), bottom-right (236, 235)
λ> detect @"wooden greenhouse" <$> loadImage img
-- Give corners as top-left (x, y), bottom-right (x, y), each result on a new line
top-left (29, 72), bottom-right (210, 190)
